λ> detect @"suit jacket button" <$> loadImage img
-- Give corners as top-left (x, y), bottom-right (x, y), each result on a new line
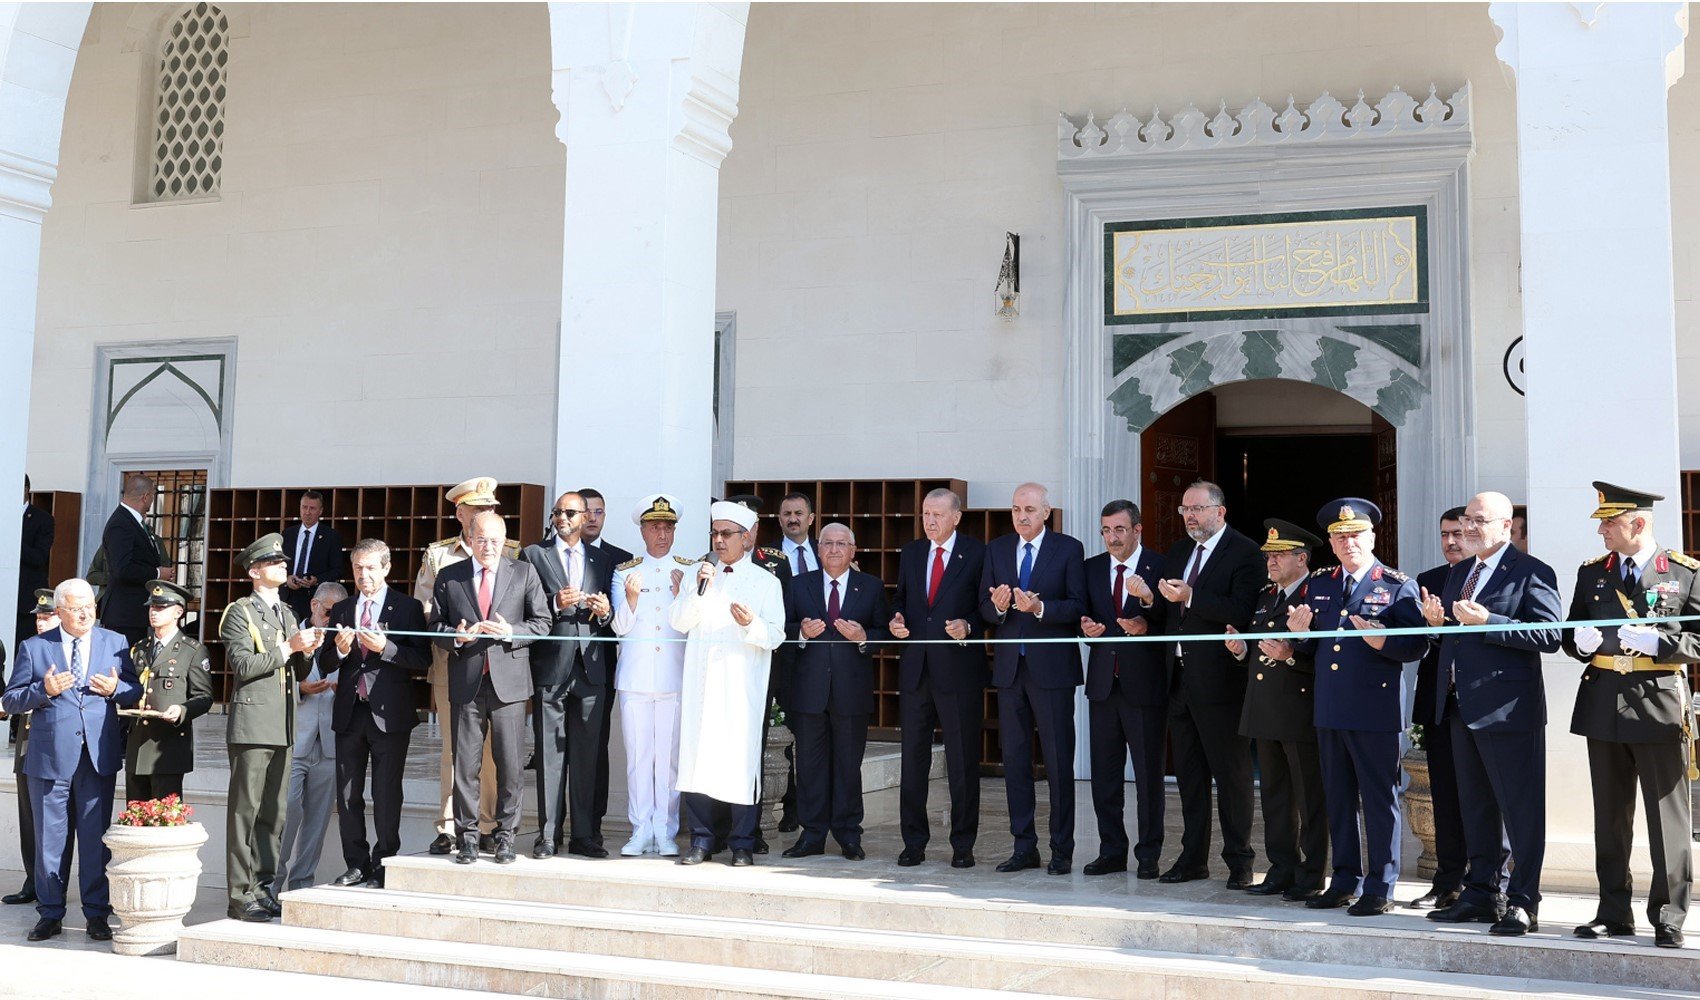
top-left (1333, 644), bottom-right (1342, 652)
top-left (1330, 664), bottom-right (1339, 670)
top-left (1381, 682), bottom-right (1388, 688)
top-left (1255, 673), bottom-right (1264, 680)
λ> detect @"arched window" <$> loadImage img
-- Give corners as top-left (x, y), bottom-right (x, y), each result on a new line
top-left (147, 3), bottom-right (229, 201)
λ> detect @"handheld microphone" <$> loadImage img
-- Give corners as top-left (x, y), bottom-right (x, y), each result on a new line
top-left (697, 556), bottom-right (718, 596)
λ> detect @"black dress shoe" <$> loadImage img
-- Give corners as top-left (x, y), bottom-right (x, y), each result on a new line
top-left (1406, 887), bottom-right (1461, 910)
top-left (729, 849), bottom-right (754, 867)
top-left (256, 890), bottom-right (283, 916)
top-left (1490, 906), bottom-right (1537, 936)
top-left (566, 839), bottom-right (609, 859)
top-left (1245, 879), bottom-right (1291, 897)
top-left (1083, 856), bottom-right (1127, 876)
top-left (1226, 870), bottom-right (1254, 891)
top-left (227, 903), bottom-right (271, 923)
top-left (478, 834), bottom-right (497, 854)
top-left (679, 846), bottom-right (711, 865)
top-left (782, 840), bottom-right (825, 859)
top-left (753, 837), bottom-right (769, 855)
top-left (1574, 920), bottom-right (1635, 939)
top-left (1282, 885), bottom-right (1324, 902)
top-left (428, 833), bottom-right (455, 856)
top-left (365, 869), bottom-right (386, 889)
top-left (1654, 924), bottom-right (1685, 949)
top-left (26, 917), bottom-right (60, 941)
top-left (334, 867), bottom-right (369, 887)
top-left (1348, 895), bottom-right (1393, 917)
top-left (533, 841), bottom-right (556, 859)
top-left (1305, 887), bottom-right (1358, 910)
top-left (454, 839), bottom-right (479, 865)
top-left (1427, 899), bottom-right (1505, 924)
top-left (1136, 864), bottom-right (1159, 880)
top-left (777, 813), bottom-right (800, 834)
top-left (897, 847), bottom-right (925, 867)
top-left (841, 844), bottom-right (866, 861)
top-left (2, 884), bottom-right (35, 905)
top-left (1046, 856), bottom-right (1071, 876)
top-left (951, 850), bottom-right (975, 869)
top-left (493, 839), bottom-right (517, 864)
top-left (1158, 865), bottom-right (1209, 884)
top-left (86, 916), bottom-right (112, 941)
top-left (996, 852), bottom-right (1041, 873)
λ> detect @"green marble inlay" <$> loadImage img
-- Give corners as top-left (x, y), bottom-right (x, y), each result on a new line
top-left (1240, 330), bottom-right (1282, 381)
top-left (1113, 333), bottom-right (1185, 377)
top-left (1312, 337), bottom-right (1359, 392)
top-left (1374, 368), bottom-right (1424, 427)
top-left (1109, 380), bottom-right (1159, 433)
top-left (1168, 342), bottom-right (1214, 398)
top-left (1337, 324), bottom-right (1422, 368)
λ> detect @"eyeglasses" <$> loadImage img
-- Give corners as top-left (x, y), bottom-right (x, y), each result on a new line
top-left (709, 529), bottom-right (746, 542)
top-left (58, 604), bottom-right (96, 618)
top-left (1177, 504), bottom-right (1222, 516)
top-left (1458, 515), bottom-right (1503, 528)
top-left (551, 508), bottom-right (586, 518)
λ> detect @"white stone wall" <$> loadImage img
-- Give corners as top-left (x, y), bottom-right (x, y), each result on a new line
top-left (717, 2), bottom-right (1530, 509)
top-left (1669, 35), bottom-right (1700, 473)
top-left (29, 2), bottom-right (563, 493)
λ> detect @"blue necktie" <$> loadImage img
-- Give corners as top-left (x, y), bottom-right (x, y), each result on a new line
top-left (70, 637), bottom-right (85, 700)
top-left (1018, 542), bottom-right (1034, 655)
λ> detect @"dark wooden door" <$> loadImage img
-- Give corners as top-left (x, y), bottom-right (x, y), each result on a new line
top-left (1141, 393), bottom-right (1216, 552)
top-left (1371, 412), bottom-right (1398, 565)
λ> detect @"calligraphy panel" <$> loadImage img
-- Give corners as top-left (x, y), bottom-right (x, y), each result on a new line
top-left (1104, 207), bottom-right (1428, 325)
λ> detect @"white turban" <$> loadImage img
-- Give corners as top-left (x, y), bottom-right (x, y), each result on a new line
top-left (708, 500), bottom-right (758, 531)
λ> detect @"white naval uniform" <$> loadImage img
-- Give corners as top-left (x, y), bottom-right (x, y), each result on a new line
top-left (611, 552), bottom-right (690, 845)
top-left (669, 555), bottom-right (784, 805)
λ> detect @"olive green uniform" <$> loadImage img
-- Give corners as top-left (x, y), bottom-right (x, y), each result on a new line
top-left (123, 630), bottom-right (214, 800)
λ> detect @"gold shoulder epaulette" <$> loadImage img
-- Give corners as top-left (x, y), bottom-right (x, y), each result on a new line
top-left (1309, 567), bottom-right (1332, 579)
top-left (616, 557), bottom-right (643, 571)
top-left (427, 537), bottom-right (457, 552)
top-left (675, 555), bottom-right (699, 566)
top-left (1581, 553), bottom-right (1609, 567)
top-left (761, 547), bottom-right (785, 558)
top-left (1381, 567), bottom-right (1409, 583)
top-left (1668, 550), bottom-right (1700, 570)
top-left (503, 540), bottom-right (522, 556)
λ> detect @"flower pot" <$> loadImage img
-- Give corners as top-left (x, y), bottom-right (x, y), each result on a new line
top-left (1401, 749), bottom-right (1437, 880)
top-left (102, 821), bottom-right (208, 956)
top-left (761, 723), bottom-right (793, 819)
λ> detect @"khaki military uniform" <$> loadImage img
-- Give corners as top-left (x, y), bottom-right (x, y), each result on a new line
top-left (124, 629), bottom-right (214, 800)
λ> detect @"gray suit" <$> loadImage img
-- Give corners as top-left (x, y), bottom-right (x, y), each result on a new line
top-left (431, 557), bottom-right (551, 841)
top-left (274, 652), bottom-right (336, 892)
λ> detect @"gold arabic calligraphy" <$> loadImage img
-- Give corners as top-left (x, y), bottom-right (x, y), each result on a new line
top-left (1113, 216), bottom-right (1419, 315)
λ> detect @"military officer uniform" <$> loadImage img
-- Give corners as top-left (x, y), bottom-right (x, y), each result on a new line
top-left (1563, 482), bottom-right (1698, 949)
top-left (1293, 499), bottom-right (1426, 916)
top-left (2, 590), bottom-right (55, 906)
top-left (411, 477), bottom-right (521, 854)
top-left (123, 580), bottom-right (214, 800)
top-left (1234, 520), bottom-right (1327, 900)
top-left (223, 534), bottom-right (316, 922)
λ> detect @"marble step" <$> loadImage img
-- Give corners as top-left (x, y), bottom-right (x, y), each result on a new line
top-left (379, 855), bottom-right (1700, 993)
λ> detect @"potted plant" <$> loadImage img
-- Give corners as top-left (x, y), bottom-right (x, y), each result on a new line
top-left (761, 703), bottom-right (792, 823)
top-left (103, 794), bottom-right (208, 955)
top-left (1401, 724), bottom-right (1438, 879)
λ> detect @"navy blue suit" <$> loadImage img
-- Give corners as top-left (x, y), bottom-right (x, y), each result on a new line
top-left (979, 529), bottom-right (1088, 859)
top-left (2, 627), bottom-right (141, 922)
top-left (785, 569), bottom-right (890, 849)
top-left (1080, 548), bottom-right (1168, 868)
top-left (891, 534), bottom-right (987, 854)
top-left (1434, 546), bottom-right (1562, 912)
top-left (1296, 562), bottom-right (1425, 899)
top-left (1413, 562), bottom-right (1470, 896)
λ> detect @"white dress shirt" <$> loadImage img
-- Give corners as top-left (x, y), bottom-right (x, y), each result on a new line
top-left (785, 537), bottom-right (814, 575)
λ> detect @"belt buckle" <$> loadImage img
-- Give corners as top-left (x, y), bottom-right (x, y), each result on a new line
top-left (1612, 654), bottom-right (1635, 675)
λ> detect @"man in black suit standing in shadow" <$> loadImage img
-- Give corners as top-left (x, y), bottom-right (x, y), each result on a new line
top-left (16, 476), bottom-right (53, 653)
top-left (100, 473), bottom-right (170, 645)
top-left (1156, 479), bottom-right (1265, 889)
top-left (888, 487), bottom-right (986, 870)
top-left (980, 482), bottom-right (1089, 876)
top-left (282, 491), bottom-right (346, 623)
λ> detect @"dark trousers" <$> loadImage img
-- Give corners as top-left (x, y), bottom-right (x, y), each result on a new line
top-left (533, 664), bottom-right (607, 846)
top-left (14, 762), bottom-right (34, 891)
top-left (1256, 736), bottom-right (1326, 889)
top-left (592, 678), bottom-right (616, 833)
top-left (1450, 710), bottom-right (1544, 911)
top-left (997, 660), bottom-right (1076, 859)
top-left (1318, 727), bottom-right (1402, 898)
top-left (899, 673), bottom-right (982, 853)
top-left (227, 743), bottom-right (290, 907)
top-left (684, 792), bottom-right (758, 852)
top-left (1587, 738), bottom-right (1692, 928)
top-left (125, 771), bottom-right (183, 801)
top-left (335, 703), bottom-right (410, 874)
top-left (27, 750), bottom-right (115, 922)
top-left (451, 676), bottom-right (525, 841)
top-left (1424, 705), bottom-right (1470, 893)
top-left (1086, 678), bottom-right (1166, 866)
top-left (792, 709), bottom-right (869, 848)
top-left (1167, 691), bottom-right (1255, 871)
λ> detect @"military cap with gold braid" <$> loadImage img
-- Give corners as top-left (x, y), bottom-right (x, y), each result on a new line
top-left (146, 578), bottom-right (192, 608)
top-left (1318, 497), bottom-right (1381, 535)
top-left (446, 477), bottom-right (500, 507)
top-left (632, 493), bottom-right (681, 525)
top-left (32, 588), bottom-right (54, 616)
top-left (1590, 480), bottom-right (1662, 519)
top-left (1262, 518), bottom-right (1323, 552)
top-left (237, 532), bottom-right (288, 570)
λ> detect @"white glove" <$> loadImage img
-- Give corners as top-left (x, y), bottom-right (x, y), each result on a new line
top-left (1572, 625), bottom-right (1603, 656)
top-left (1618, 623), bottom-right (1662, 657)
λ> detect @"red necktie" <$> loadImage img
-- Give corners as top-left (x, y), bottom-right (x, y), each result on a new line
top-left (477, 567), bottom-right (493, 675)
top-left (357, 600), bottom-right (373, 699)
top-left (1112, 564), bottom-right (1126, 676)
top-left (1185, 545), bottom-right (1205, 587)
top-left (927, 547), bottom-right (946, 606)
top-left (827, 579), bottom-right (842, 629)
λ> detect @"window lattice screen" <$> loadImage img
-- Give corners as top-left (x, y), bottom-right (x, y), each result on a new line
top-left (148, 3), bottom-right (229, 202)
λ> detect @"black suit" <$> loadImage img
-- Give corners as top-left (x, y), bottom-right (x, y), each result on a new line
top-left (586, 537), bottom-right (632, 828)
top-left (892, 534), bottom-right (987, 855)
top-left (1161, 526), bottom-right (1264, 874)
top-left (16, 503), bottom-right (52, 650)
top-left (980, 529), bottom-right (1088, 861)
top-left (281, 521), bottom-right (346, 622)
top-left (99, 507), bottom-right (163, 643)
top-left (323, 589), bottom-right (429, 878)
top-left (522, 540), bottom-right (617, 847)
top-left (1081, 548), bottom-right (1168, 869)
top-left (785, 569), bottom-right (889, 849)
top-left (1413, 562), bottom-right (1470, 896)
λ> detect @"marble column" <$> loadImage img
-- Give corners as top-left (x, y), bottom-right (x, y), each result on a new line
top-left (1489, 1), bottom-right (1693, 889)
top-left (546, 2), bottom-right (748, 547)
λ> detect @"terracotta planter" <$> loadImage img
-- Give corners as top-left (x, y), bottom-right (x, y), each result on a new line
top-left (103, 821), bottom-right (208, 956)
top-left (761, 723), bottom-right (792, 819)
top-left (1401, 749), bottom-right (1438, 880)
